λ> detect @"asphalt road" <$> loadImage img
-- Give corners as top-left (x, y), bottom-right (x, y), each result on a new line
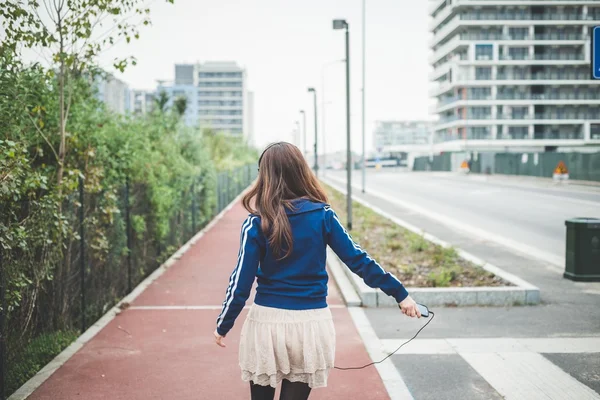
top-left (325, 170), bottom-right (600, 265)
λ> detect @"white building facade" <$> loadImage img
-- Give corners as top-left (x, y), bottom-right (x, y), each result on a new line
top-left (129, 90), bottom-right (155, 115)
top-left (430, 0), bottom-right (600, 152)
top-left (159, 61), bottom-right (249, 139)
top-left (95, 73), bottom-right (130, 114)
top-left (373, 121), bottom-right (433, 151)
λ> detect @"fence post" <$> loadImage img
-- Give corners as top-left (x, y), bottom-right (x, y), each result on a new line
top-left (218, 173), bottom-right (221, 213)
top-left (191, 179), bottom-right (197, 234)
top-left (227, 171), bottom-right (232, 204)
top-left (0, 249), bottom-right (6, 400)
top-left (125, 176), bottom-right (132, 294)
top-left (79, 176), bottom-right (86, 333)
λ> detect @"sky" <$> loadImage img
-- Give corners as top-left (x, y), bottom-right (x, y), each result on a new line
top-left (97, 0), bottom-right (433, 154)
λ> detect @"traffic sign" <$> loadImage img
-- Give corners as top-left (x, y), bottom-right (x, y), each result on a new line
top-left (553, 160), bottom-right (569, 181)
top-left (593, 26), bottom-right (600, 80)
top-left (554, 161), bottom-right (568, 175)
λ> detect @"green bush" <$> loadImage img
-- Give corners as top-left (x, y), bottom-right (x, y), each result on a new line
top-left (1, 53), bottom-right (257, 397)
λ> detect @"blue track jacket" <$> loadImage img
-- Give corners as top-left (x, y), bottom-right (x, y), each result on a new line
top-left (216, 199), bottom-right (409, 336)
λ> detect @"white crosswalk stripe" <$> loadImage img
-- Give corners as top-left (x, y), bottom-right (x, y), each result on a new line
top-left (462, 352), bottom-right (600, 400)
top-left (380, 337), bottom-right (600, 400)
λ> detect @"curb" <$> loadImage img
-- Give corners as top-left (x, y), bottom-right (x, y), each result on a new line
top-left (8, 186), bottom-right (254, 400)
top-left (322, 178), bottom-right (541, 308)
top-left (327, 250), bottom-right (415, 399)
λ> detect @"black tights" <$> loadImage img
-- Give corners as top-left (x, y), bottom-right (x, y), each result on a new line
top-left (250, 380), bottom-right (311, 400)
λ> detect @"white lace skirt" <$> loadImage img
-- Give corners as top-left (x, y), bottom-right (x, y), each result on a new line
top-left (239, 303), bottom-right (336, 389)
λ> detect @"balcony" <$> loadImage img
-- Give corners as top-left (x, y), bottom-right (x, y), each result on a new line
top-left (440, 96), bottom-right (460, 105)
top-left (531, 13), bottom-right (586, 21)
top-left (439, 115), bottom-right (460, 123)
top-left (496, 73), bottom-right (591, 81)
top-left (531, 93), bottom-right (600, 101)
top-left (460, 13), bottom-right (586, 21)
top-left (494, 93), bottom-right (599, 101)
top-left (461, 13), bottom-right (532, 21)
top-left (533, 33), bottom-right (585, 40)
top-left (534, 54), bottom-right (584, 61)
top-left (460, 33), bottom-right (503, 41)
top-left (492, 114), bottom-right (600, 121)
top-left (499, 55), bottom-right (532, 61)
top-left (534, 114), bottom-right (600, 120)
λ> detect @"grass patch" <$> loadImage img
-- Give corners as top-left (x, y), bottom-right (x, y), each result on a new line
top-left (324, 184), bottom-right (510, 288)
top-left (7, 330), bottom-right (79, 395)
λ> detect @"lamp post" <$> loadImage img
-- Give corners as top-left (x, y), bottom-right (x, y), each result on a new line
top-left (361, 0), bottom-right (366, 193)
top-left (300, 110), bottom-right (306, 156)
top-left (307, 88), bottom-right (318, 176)
top-left (333, 19), bottom-right (352, 230)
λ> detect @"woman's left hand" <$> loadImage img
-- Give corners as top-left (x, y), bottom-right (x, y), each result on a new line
top-left (214, 329), bottom-right (226, 348)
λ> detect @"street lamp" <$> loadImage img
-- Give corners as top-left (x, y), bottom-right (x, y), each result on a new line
top-left (299, 110), bottom-right (306, 156)
top-left (307, 88), bottom-right (319, 176)
top-left (361, 0), bottom-right (366, 194)
top-left (333, 18), bottom-right (352, 230)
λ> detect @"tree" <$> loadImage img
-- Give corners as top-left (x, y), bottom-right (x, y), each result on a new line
top-left (154, 90), bottom-right (170, 113)
top-left (173, 95), bottom-right (187, 116)
top-left (0, 0), bottom-right (174, 194)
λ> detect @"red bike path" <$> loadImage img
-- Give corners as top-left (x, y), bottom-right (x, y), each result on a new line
top-left (27, 202), bottom-right (390, 399)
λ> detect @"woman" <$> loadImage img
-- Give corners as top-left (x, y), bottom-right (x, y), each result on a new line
top-left (214, 142), bottom-right (420, 400)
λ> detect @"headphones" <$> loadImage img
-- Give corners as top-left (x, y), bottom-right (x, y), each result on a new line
top-left (257, 142), bottom-right (288, 169)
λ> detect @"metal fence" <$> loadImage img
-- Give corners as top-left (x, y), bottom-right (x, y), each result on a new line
top-left (0, 164), bottom-right (257, 399)
top-left (413, 152), bottom-right (600, 182)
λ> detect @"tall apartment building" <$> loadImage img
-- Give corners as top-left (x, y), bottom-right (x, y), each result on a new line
top-left (159, 61), bottom-right (249, 138)
top-left (129, 90), bottom-right (155, 115)
top-left (430, 0), bottom-right (600, 151)
top-left (373, 121), bottom-right (433, 151)
top-left (94, 73), bottom-right (130, 114)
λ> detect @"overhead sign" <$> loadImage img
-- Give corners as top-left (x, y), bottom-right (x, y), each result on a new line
top-left (593, 26), bottom-right (600, 80)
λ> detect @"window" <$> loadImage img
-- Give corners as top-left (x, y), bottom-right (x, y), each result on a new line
top-left (467, 127), bottom-right (491, 140)
top-left (469, 87), bottom-right (491, 99)
top-left (197, 81), bottom-right (243, 87)
top-left (469, 106), bottom-right (492, 119)
top-left (198, 72), bottom-right (242, 78)
top-left (475, 67), bottom-right (492, 80)
top-left (508, 126), bottom-right (529, 139)
top-left (508, 47), bottom-right (529, 60)
top-left (475, 44), bottom-right (493, 60)
top-left (511, 107), bottom-right (529, 119)
top-left (591, 124), bottom-right (600, 140)
top-left (509, 27), bottom-right (529, 40)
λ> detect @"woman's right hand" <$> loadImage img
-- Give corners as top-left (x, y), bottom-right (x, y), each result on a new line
top-left (399, 295), bottom-right (421, 318)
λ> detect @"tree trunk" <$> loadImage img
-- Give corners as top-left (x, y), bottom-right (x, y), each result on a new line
top-left (53, 14), bottom-right (67, 328)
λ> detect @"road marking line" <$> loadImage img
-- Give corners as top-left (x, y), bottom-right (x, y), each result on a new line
top-left (347, 308), bottom-right (414, 400)
top-left (380, 337), bottom-right (600, 355)
top-left (461, 352), bottom-right (600, 400)
top-left (127, 304), bottom-right (347, 310)
top-left (324, 175), bottom-right (565, 270)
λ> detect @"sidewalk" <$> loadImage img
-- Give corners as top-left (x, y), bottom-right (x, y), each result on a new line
top-left (24, 202), bottom-right (390, 400)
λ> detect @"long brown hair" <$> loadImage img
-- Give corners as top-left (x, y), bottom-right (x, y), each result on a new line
top-left (242, 142), bottom-right (328, 259)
